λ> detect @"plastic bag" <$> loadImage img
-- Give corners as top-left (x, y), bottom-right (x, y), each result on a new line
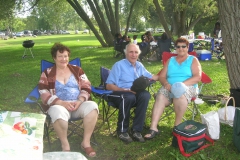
top-left (201, 111), bottom-right (220, 140)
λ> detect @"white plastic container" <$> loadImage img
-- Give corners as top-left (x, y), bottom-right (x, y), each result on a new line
top-left (198, 32), bottom-right (205, 39)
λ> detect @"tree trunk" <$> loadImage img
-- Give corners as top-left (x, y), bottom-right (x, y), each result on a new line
top-left (153, 0), bottom-right (172, 38)
top-left (217, 0), bottom-right (240, 89)
top-left (124, 0), bottom-right (137, 36)
top-left (114, 0), bottom-right (120, 33)
top-left (89, 0), bottom-right (113, 45)
top-left (103, 0), bottom-right (116, 35)
top-left (67, 0), bottom-right (108, 47)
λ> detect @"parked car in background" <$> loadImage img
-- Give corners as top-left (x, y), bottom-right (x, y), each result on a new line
top-left (33, 30), bottom-right (42, 35)
top-left (0, 32), bottom-right (5, 36)
top-left (16, 32), bottom-right (24, 37)
top-left (49, 30), bottom-right (57, 34)
top-left (60, 30), bottom-right (70, 34)
top-left (82, 29), bottom-right (89, 34)
top-left (146, 28), bottom-right (154, 32)
top-left (156, 28), bottom-right (165, 33)
top-left (24, 30), bottom-right (32, 36)
top-left (128, 28), bottom-right (137, 32)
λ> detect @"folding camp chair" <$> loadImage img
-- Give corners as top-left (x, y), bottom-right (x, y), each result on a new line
top-left (158, 52), bottom-right (212, 120)
top-left (24, 58), bottom-right (97, 149)
top-left (91, 67), bottom-right (119, 134)
top-left (210, 38), bottom-right (224, 60)
top-left (113, 39), bottom-right (122, 57)
top-left (91, 66), bottom-right (143, 134)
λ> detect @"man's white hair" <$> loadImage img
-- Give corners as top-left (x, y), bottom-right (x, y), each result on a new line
top-left (124, 43), bottom-right (141, 55)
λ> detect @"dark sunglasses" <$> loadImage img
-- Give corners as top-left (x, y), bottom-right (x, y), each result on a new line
top-left (176, 45), bottom-right (187, 49)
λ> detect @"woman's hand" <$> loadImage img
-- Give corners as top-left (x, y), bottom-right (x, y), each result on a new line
top-left (71, 101), bottom-right (83, 111)
top-left (59, 101), bottom-right (76, 111)
top-left (164, 82), bottom-right (171, 91)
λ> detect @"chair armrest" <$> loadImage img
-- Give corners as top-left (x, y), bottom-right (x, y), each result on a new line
top-left (24, 85), bottom-right (40, 104)
top-left (91, 86), bottom-right (113, 95)
top-left (149, 79), bottom-right (156, 85)
top-left (25, 85), bottom-right (48, 114)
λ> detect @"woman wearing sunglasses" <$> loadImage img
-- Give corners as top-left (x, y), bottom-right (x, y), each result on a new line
top-left (144, 37), bottom-right (202, 140)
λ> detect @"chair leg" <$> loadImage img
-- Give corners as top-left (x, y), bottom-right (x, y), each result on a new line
top-left (191, 103), bottom-right (202, 120)
top-left (68, 119), bottom-right (98, 146)
top-left (90, 132), bottom-right (98, 146)
top-left (44, 117), bottom-right (52, 150)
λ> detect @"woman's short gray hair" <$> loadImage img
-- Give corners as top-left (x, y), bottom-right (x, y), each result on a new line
top-left (124, 43), bottom-right (141, 55)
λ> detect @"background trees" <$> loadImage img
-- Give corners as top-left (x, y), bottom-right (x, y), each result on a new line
top-left (153, 0), bottom-right (218, 38)
top-left (0, 0), bottom-right (219, 43)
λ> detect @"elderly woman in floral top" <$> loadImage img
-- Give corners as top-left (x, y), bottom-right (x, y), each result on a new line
top-left (38, 43), bottom-right (98, 157)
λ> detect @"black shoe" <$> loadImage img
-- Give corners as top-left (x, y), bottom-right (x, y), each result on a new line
top-left (132, 131), bottom-right (145, 142)
top-left (118, 132), bottom-right (133, 143)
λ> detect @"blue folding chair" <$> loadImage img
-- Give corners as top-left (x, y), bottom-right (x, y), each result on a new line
top-left (91, 67), bottom-right (117, 134)
top-left (91, 66), bottom-right (154, 134)
top-left (24, 58), bottom-right (97, 148)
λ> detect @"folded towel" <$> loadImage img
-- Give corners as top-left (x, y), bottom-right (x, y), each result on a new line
top-left (171, 82), bottom-right (187, 98)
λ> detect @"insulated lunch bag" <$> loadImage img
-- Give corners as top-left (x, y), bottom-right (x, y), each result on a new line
top-left (172, 120), bottom-right (214, 157)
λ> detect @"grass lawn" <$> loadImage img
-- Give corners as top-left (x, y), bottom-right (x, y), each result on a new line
top-left (0, 34), bottom-right (238, 160)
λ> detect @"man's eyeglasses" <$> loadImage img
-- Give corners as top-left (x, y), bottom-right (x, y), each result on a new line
top-left (176, 45), bottom-right (187, 49)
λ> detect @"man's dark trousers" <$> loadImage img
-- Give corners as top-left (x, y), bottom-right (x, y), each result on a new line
top-left (109, 91), bottom-right (151, 133)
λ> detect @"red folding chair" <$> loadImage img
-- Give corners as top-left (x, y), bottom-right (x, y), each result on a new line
top-left (158, 51), bottom-right (212, 120)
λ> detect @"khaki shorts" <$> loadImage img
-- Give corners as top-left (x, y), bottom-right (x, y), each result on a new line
top-left (157, 86), bottom-right (197, 103)
top-left (48, 101), bottom-right (99, 123)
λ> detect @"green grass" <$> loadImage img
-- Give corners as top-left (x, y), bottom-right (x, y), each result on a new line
top-left (0, 34), bottom-right (237, 160)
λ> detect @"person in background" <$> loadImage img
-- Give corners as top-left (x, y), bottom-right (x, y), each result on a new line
top-left (38, 43), bottom-right (98, 157)
top-left (115, 33), bottom-right (122, 44)
top-left (106, 43), bottom-right (159, 143)
top-left (157, 32), bottom-right (172, 61)
top-left (138, 34), bottom-right (150, 61)
top-left (120, 35), bottom-right (131, 43)
top-left (144, 37), bottom-right (202, 140)
top-left (133, 35), bottom-right (138, 44)
top-left (213, 22), bottom-right (221, 38)
top-left (144, 31), bottom-right (155, 43)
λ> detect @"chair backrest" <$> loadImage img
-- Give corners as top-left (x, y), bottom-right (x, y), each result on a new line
top-left (201, 71), bottom-right (212, 84)
top-left (157, 38), bottom-right (171, 54)
top-left (100, 66), bottom-right (111, 89)
top-left (160, 52), bottom-right (211, 84)
top-left (121, 41), bottom-right (130, 52)
top-left (162, 51), bottom-right (197, 65)
top-left (25, 58), bottom-right (81, 109)
top-left (41, 58), bottom-right (81, 72)
top-left (162, 51), bottom-right (177, 65)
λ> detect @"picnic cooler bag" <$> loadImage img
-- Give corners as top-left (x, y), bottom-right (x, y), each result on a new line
top-left (172, 120), bottom-right (214, 157)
